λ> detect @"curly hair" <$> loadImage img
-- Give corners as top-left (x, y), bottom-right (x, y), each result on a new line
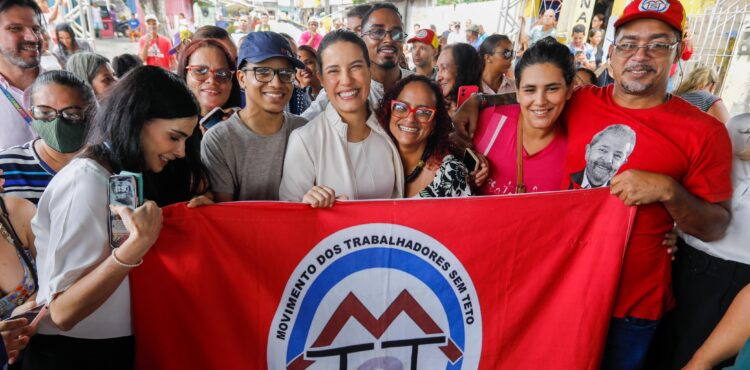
top-left (377, 74), bottom-right (454, 169)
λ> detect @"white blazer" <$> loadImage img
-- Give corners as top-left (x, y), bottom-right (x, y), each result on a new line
top-left (279, 104), bottom-right (404, 201)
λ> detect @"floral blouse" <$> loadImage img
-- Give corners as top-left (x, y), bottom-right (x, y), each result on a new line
top-left (417, 154), bottom-right (472, 198)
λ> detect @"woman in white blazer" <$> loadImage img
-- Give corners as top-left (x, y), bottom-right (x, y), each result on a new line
top-left (280, 30), bottom-right (404, 207)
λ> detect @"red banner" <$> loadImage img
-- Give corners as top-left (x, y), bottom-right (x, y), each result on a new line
top-left (131, 189), bottom-right (635, 370)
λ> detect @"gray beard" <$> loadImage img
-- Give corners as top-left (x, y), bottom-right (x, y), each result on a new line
top-left (0, 48), bottom-right (40, 69)
top-left (619, 79), bottom-right (653, 95)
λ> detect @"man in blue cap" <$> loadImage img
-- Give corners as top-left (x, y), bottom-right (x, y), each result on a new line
top-left (201, 32), bottom-right (308, 202)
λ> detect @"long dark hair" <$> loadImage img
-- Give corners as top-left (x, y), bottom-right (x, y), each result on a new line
top-left (84, 66), bottom-right (207, 206)
top-left (55, 23), bottom-right (79, 54)
top-left (177, 39), bottom-right (242, 111)
top-left (514, 36), bottom-right (575, 89)
top-left (377, 74), bottom-right (454, 168)
top-left (442, 43), bottom-right (481, 102)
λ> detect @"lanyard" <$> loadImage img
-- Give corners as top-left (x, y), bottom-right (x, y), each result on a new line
top-left (0, 82), bottom-right (31, 124)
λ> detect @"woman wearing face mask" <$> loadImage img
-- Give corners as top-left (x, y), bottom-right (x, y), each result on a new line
top-left (0, 70), bottom-right (96, 205)
top-left (280, 30), bottom-right (403, 207)
top-left (378, 75), bottom-right (473, 197)
top-left (23, 66), bottom-right (207, 369)
top-left (65, 52), bottom-right (118, 99)
top-left (52, 23), bottom-right (92, 67)
top-left (435, 43), bottom-right (481, 116)
top-left (177, 39), bottom-right (241, 131)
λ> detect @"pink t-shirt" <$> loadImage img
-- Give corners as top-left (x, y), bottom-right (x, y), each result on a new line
top-left (298, 31), bottom-right (322, 50)
top-left (473, 104), bottom-right (567, 195)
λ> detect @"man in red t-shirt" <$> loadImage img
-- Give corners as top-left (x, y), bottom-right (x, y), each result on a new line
top-left (561, 1), bottom-right (732, 368)
top-left (138, 14), bottom-right (174, 70)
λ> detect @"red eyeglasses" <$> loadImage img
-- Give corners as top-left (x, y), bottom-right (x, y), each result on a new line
top-left (390, 100), bottom-right (436, 123)
top-left (186, 65), bottom-right (234, 82)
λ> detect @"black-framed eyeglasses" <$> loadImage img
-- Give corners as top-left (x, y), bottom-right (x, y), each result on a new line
top-left (492, 48), bottom-right (514, 60)
top-left (30, 105), bottom-right (86, 122)
top-left (612, 41), bottom-right (678, 58)
top-left (241, 67), bottom-right (296, 83)
top-left (362, 28), bottom-right (407, 42)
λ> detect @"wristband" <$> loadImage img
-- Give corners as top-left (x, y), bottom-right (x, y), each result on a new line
top-left (111, 248), bottom-right (143, 268)
top-left (476, 93), bottom-right (488, 109)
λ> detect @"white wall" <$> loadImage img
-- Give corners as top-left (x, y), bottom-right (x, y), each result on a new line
top-left (405, 0), bottom-right (516, 37)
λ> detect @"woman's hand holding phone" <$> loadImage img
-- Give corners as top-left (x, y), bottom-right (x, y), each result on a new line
top-left (109, 201), bottom-right (163, 264)
top-left (470, 153), bottom-right (490, 187)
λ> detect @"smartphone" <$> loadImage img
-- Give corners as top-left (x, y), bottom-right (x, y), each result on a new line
top-left (108, 173), bottom-right (142, 248)
top-left (463, 148), bottom-right (480, 172)
top-left (456, 85), bottom-right (480, 109)
top-left (199, 106), bottom-right (225, 131)
top-left (7, 304), bottom-right (47, 329)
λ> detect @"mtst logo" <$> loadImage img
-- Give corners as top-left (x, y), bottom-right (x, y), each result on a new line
top-left (268, 224), bottom-right (482, 370)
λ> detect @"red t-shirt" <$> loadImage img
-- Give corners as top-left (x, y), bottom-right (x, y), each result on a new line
top-left (139, 35), bottom-right (173, 70)
top-left (474, 104), bottom-right (568, 194)
top-left (561, 85), bottom-right (733, 320)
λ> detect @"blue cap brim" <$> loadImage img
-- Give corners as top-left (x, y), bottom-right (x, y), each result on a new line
top-left (238, 55), bottom-right (305, 70)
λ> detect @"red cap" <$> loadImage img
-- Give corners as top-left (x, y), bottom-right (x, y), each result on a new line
top-left (407, 29), bottom-right (439, 49)
top-left (614, 0), bottom-right (686, 35)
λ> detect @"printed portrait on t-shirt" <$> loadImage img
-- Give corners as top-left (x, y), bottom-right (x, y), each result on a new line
top-left (569, 124), bottom-right (636, 189)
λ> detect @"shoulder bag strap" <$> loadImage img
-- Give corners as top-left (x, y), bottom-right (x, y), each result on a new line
top-left (515, 117), bottom-right (526, 194)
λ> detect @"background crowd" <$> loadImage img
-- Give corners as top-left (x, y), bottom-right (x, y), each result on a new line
top-left (0, 0), bottom-right (748, 369)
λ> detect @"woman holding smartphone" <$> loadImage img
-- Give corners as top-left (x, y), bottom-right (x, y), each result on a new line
top-left (25, 66), bottom-right (206, 369)
top-left (279, 30), bottom-right (403, 207)
top-left (177, 39), bottom-right (242, 132)
top-left (435, 43), bottom-right (481, 116)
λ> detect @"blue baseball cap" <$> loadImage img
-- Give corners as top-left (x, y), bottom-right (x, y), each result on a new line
top-left (237, 32), bottom-right (305, 70)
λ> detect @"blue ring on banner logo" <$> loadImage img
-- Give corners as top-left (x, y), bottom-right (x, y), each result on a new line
top-left (286, 247), bottom-right (465, 369)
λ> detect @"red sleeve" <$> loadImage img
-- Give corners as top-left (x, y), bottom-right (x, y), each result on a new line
top-left (682, 123), bottom-right (733, 203)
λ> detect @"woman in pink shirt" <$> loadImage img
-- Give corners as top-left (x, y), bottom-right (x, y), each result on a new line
top-left (298, 18), bottom-right (323, 50)
top-left (473, 37), bottom-right (574, 194)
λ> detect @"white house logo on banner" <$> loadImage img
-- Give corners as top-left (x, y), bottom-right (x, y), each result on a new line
top-left (639, 0), bottom-right (671, 12)
top-left (268, 223), bottom-right (482, 370)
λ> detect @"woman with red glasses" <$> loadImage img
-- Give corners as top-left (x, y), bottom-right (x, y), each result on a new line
top-left (177, 39), bottom-right (242, 131)
top-left (378, 74), bottom-right (477, 197)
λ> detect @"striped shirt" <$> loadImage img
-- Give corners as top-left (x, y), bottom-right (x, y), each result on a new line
top-left (0, 140), bottom-right (55, 205)
top-left (678, 90), bottom-right (721, 113)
